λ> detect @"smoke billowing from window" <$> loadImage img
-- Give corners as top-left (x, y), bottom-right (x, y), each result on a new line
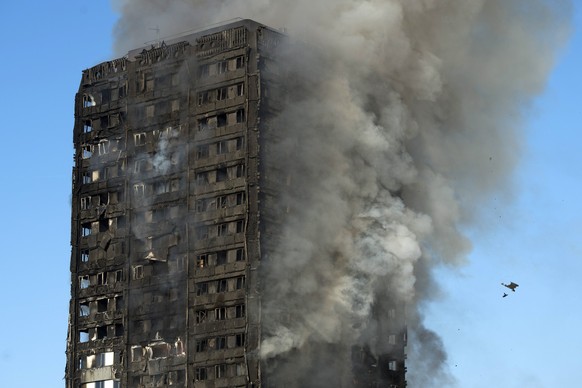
top-left (111, 0), bottom-right (570, 386)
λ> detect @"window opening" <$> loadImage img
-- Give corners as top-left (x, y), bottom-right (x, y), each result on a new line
top-left (216, 250), bottom-right (227, 265)
top-left (235, 304), bottom-right (245, 318)
top-left (81, 223), bottom-right (92, 237)
top-left (216, 337), bottom-right (226, 350)
top-left (215, 307), bottom-right (226, 321)
top-left (79, 302), bottom-right (90, 317)
top-left (83, 120), bottom-right (93, 133)
top-left (217, 113), bottom-right (227, 127)
top-left (236, 276), bottom-right (245, 290)
top-left (83, 95), bottom-right (95, 108)
top-left (216, 87), bottom-right (227, 101)
top-left (215, 364), bottom-right (227, 378)
top-left (236, 109), bottom-right (245, 123)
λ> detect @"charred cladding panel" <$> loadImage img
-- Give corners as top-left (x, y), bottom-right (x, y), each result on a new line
top-left (66, 19), bottom-right (406, 388)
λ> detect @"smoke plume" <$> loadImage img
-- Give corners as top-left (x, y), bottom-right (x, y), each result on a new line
top-left (111, 0), bottom-right (571, 386)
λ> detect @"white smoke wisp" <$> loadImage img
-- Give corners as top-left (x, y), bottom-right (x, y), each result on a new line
top-left (111, 0), bottom-right (571, 386)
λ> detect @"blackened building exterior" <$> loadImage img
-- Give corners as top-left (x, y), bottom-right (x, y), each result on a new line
top-left (66, 19), bottom-right (406, 388)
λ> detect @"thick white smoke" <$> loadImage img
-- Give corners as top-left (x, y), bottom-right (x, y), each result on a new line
top-left (111, 0), bottom-right (571, 386)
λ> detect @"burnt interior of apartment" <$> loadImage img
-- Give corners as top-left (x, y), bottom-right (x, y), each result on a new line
top-left (67, 20), bottom-right (406, 388)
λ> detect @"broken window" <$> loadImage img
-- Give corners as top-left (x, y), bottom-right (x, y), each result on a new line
top-left (235, 304), bottom-right (245, 318)
top-left (196, 282), bottom-right (208, 296)
top-left (215, 307), bottom-right (226, 321)
top-left (79, 330), bottom-right (89, 343)
top-left (216, 250), bottom-right (227, 265)
top-left (217, 113), bottom-right (227, 127)
top-left (97, 272), bottom-right (107, 285)
top-left (79, 275), bottom-right (90, 289)
top-left (81, 223), bottom-right (92, 237)
top-left (195, 339), bottom-right (208, 352)
top-left (236, 220), bottom-right (245, 233)
top-left (217, 279), bottom-right (228, 293)
top-left (195, 367), bottom-right (207, 381)
top-left (82, 144), bottom-right (93, 159)
top-left (216, 337), bottom-right (226, 350)
top-left (150, 343), bottom-right (170, 358)
top-left (83, 94), bottom-right (95, 108)
top-left (216, 140), bottom-right (229, 154)
top-left (79, 302), bottom-right (90, 317)
top-left (216, 167), bottom-right (228, 182)
top-left (134, 133), bottom-right (146, 146)
top-left (197, 254), bottom-right (207, 268)
top-left (79, 249), bottom-right (90, 264)
top-left (236, 109), bottom-right (245, 123)
top-left (235, 56), bottom-right (245, 69)
top-left (97, 298), bottom-right (108, 313)
top-left (96, 326), bottom-right (108, 340)
top-left (131, 346), bottom-right (143, 362)
top-left (235, 333), bottom-right (245, 347)
top-left (216, 87), bottom-right (227, 101)
top-left (236, 276), bottom-right (245, 290)
top-left (115, 295), bottom-right (124, 311)
top-left (80, 196), bottom-right (92, 210)
top-left (99, 219), bottom-right (109, 233)
top-left (215, 363), bottom-right (227, 378)
top-left (82, 172), bottom-right (92, 184)
top-left (198, 91), bottom-right (210, 105)
top-left (195, 310), bottom-right (207, 324)
top-left (198, 117), bottom-right (210, 131)
top-left (83, 120), bottom-right (93, 133)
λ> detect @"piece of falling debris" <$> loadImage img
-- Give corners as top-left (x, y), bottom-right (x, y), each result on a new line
top-left (502, 293), bottom-right (508, 298)
top-left (502, 281), bottom-right (519, 292)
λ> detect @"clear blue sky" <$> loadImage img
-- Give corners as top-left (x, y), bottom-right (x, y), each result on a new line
top-left (0, 2), bottom-right (580, 387)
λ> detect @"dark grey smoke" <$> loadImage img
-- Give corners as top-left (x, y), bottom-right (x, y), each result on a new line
top-left (110, 0), bottom-right (571, 386)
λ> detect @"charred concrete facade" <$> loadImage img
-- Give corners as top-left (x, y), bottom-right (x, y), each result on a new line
top-left (66, 19), bottom-right (406, 388)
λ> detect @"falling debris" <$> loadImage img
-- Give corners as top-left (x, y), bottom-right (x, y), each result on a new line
top-left (502, 282), bottom-right (519, 292)
top-left (502, 293), bottom-right (508, 298)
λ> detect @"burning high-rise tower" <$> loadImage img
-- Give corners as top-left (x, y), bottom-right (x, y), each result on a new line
top-left (66, 19), bottom-right (407, 388)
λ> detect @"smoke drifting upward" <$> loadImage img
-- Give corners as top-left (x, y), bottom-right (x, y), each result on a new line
top-left (111, 0), bottom-right (570, 386)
